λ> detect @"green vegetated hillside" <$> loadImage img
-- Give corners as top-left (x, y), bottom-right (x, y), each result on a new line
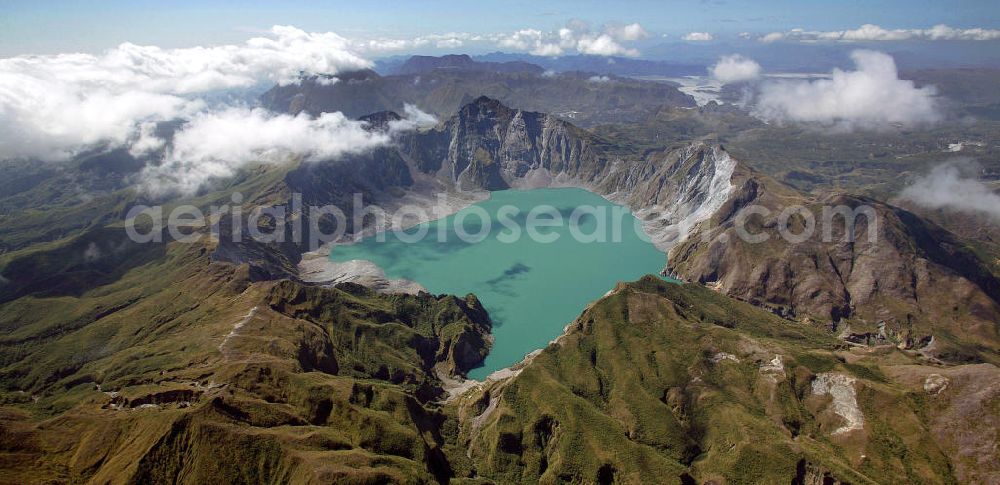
top-left (2, 256), bottom-right (996, 483)
top-left (454, 277), bottom-right (998, 484)
top-left (0, 237), bottom-right (492, 484)
top-left (0, 96), bottom-right (998, 484)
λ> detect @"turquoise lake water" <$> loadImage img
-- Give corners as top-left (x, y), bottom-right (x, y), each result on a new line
top-left (328, 188), bottom-right (669, 380)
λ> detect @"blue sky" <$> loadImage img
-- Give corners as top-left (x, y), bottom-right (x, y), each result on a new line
top-left (1, 0), bottom-right (998, 55)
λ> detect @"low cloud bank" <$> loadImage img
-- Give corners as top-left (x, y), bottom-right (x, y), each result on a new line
top-left (388, 104), bottom-right (439, 132)
top-left (336, 22), bottom-right (1000, 56)
top-left (682, 32), bottom-right (714, 42)
top-left (753, 50), bottom-right (940, 129)
top-left (140, 109), bottom-right (387, 196)
top-left (354, 22), bottom-right (649, 57)
top-left (709, 54), bottom-right (761, 83)
top-left (140, 104), bottom-right (435, 196)
top-left (355, 32), bottom-right (486, 52)
top-left (496, 21), bottom-right (647, 57)
top-left (713, 50), bottom-right (943, 129)
top-left (0, 26), bottom-right (447, 196)
top-left (901, 162), bottom-right (1000, 221)
top-left (760, 24), bottom-right (1000, 43)
top-left (0, 25), bottom-right (371, 162)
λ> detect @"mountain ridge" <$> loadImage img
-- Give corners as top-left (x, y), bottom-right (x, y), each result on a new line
top-left (395, 54), bottom-right (545, 76)
top-left (281, 96), bottom-right (1000, 362)
top-left (0, 97), bottom-right (998, 484)
top-left (260, 61), bottom-right (696, 127)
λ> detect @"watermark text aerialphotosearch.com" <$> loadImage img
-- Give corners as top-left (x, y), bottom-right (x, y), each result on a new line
top-left (125, 192), bottom-right (878, 250)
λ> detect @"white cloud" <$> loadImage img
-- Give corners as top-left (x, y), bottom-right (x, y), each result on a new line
top-left (356, 38), bottom-right (418, 51)
top-left (530, 43), bottom-right (566, 57)
top-left (139, 103), bottom-right (436, 196)
top-left (588, 75), bottom-right (611, 83)
top-left (0, 75), bottom-right (201, 161)
top-left (682, 32), bottom-right (714, 42)
top-left (498, 29), bottom-right (538, 50)
top-left (352, 23), bottom-right (647, 57)
top-left (901, 162), bottom-right (1000, 220)
top-left (495, 22), bottom-right (645, 57)
top-left (709, 54), bottom-right (761, 83)
top-left (760, 32), bottom-right (786, 43)
top-left (129, 122), bottom-right (167, 157)
top-left (498, 29), bottom-right (561, 56)
top-left (760, 24), bottom-right (1000, 43)
top-left (435, 38), bottom-right (464, 49)
top-left (753, 50), bottom-right (940, 129)
top-left (838, 24), bottom-right (912, 41)
top-left (922, 24), bottom-right (1000, 41)
top-left (422, 32), bottom-right (483, 45)
top-left (577, 34), bottom-right (638, 56)
top-left (0, 25), bottom-right (455, 197)
top-left (140, 109), bottom-right (386, 196)
top-left (387, 104), bottom-right (438, 132)
top-left (0, 25), bottom-right (372, 162)
top-left (353, 32), bottom-right (483, 53)
top-left (609, 23), bottom-right (649, 41)
top-left (139, 104), bottom-right (436, 196)
top-left (314, 76), bottom-right (339, 86)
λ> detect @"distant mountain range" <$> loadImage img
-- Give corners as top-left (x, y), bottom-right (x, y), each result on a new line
top-left (372, 42), bottom-right (1000, 78)
top-left (395, 54), bottom-right (544, 75)
top-left (261, 62), bottom-right (696, 127)
top-left (473, 51), bottom-right (706, 77)
top-left (373, 52), bottom-right (706, 78)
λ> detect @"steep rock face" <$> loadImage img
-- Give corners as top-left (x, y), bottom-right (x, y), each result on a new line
top-left (402, 96), bottom-right (737, 250)
top-left (667, 167), bottom-right (1000, 357)
top-left (594, 144), bottom-right (737, 249)
top-left (404, 96), bottom-right (605, 190)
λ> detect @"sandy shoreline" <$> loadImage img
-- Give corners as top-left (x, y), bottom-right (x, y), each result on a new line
top-left (298, 185), bottom-right (489, 293)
